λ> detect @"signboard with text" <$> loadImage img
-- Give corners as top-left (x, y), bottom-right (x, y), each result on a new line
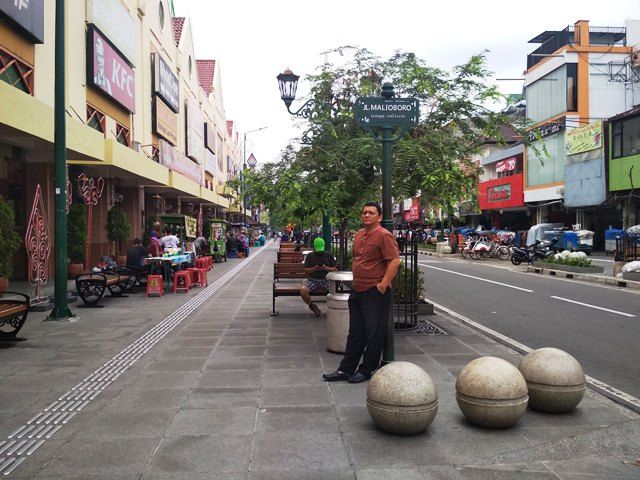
top-left (153, 53), bottom-right (179, 112)
top-left (0, 0), bottom-right (44, 43)
top-left (527, 117), bottom-right (565, 141)
top-left (566, 120), bottom-right (602, 156)
top-left (153, 96), bottom-right (178, 145)
top-left (87, 27), bottom-right (135, 112)
top-left (355, 97), bottom-right (419, 128)
top-left (87, 0), bottom-right (137, 66)
top-left (487, 184), bottom-right (511, 202)
top-left (495, 157), bottom-right (516, 173)
top-left (186, 97), bottom-right (205, 164)
top-left (159, 140), bottom-right (203, 185)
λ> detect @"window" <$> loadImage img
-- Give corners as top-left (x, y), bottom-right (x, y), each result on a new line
top-left (612, 116), bottom-right (640, 159)
top-left (0, 47), bottom-right (34, 95)
top-left (525, 65), bottom-right (578, 123)
top-left (158, 1), bottom-right (165, 31)
top-left (86, 104), bottom-right (106, 134)
top-left (115, 123), bottom-right (131, 147)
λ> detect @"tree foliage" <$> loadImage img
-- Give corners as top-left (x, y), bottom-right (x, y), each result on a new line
top-left (240, 47), bottom-right (510, 231)
top-left (0, 198), bottom-right (22, 278)
top-left (106, 204), bottom-right (131, 254)
top-left (67, 203), bottom-right (87, 264)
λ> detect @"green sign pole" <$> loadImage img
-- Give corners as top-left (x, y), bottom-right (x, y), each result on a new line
top-left (47, 0), bottom-right (74, 321)
top-left (381, 123), bottom-right (394, 363)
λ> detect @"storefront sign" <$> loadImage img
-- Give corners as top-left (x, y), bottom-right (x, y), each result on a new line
top-left (355, 97), bottom-right (419, 128)
top-left (488, 184), bottom-right (511, 202)
top-left (185, 216), bottom-right (197, 238)
top-left (565, 120), bottom-right (602, 155)
top-left (527, 118), bottom-right (565, 141)
top-left (402, 198), bottom-right (412, 211)
top-left (87, 27), bottom-right (135, 112)
top-left (153, 53), bottom-right (179, 113)
top-left (0, 0), bottom-right (44, 43)
top-left (153, 97), bottom-right (178, 145)
top-left (409, 198), bottom-right (421, 221)
top-left (204, 149), bottom-right (217, 175)
top-left (159, 140), bottom-right (203, 185)
top-left (495, 157), bottom-right (516, 173)
top-left (186, 97), bottom-right (205, 164)
top-left (204, 122), bottom-right (215, 153)
top-left (87, 0), bottom-right (137, 66)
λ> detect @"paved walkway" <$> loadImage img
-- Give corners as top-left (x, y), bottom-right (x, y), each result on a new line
top-left (1, 243), bottom-right (639, 479)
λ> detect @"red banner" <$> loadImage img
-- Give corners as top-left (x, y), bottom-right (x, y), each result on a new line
top-left (495, 157), bottom-right (516, 173)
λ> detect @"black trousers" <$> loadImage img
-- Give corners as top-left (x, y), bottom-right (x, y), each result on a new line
top-left (339, 286), bottom-right (392, 376)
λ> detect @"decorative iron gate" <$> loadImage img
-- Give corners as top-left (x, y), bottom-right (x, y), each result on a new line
top-left (393, 235), bottom-right (419, 329)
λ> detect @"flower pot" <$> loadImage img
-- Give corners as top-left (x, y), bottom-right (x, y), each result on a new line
top-left (67, 263), bottom-right (84, 279)
top-left (0, 276), bottom-right (8, 295)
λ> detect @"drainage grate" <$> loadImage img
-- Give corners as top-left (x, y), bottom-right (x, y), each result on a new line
top-left (411, 319), bottom-right (447, 335)
top-left (0, 245), bottom-right (271, 476)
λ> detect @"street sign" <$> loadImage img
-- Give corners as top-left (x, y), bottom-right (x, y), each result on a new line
top-left (355, 97), bottom-right (419, 128)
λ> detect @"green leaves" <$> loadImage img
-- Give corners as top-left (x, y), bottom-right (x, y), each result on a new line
top-left (0, 198), bottom-right (21, 278)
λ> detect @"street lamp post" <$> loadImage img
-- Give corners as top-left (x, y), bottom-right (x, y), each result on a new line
top-left (243, 127), bottom-right (267, 224)
top-left (276, 69), bottom-right (331, 250)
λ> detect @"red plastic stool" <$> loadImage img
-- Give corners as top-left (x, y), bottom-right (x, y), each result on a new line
top-left (195, 258), bottom-right (207, 270)
top-left (206, 256), bottom-right (213, 270)
top-left (172, 270), bottom-right (191, 293)
top-left (187, 267), bottom-right (202, 287)
top-left (195, 268), bottom-right (208, 287)
top-left (146, 275), bottom-right (164, 296)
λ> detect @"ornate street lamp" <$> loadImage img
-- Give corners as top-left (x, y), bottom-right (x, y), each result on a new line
top-left (277, 68), bottom-right (330, 249)
top-left (247, 153), bottom-right (257, 168)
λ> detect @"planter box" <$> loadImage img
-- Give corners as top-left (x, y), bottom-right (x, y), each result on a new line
top-left (417, 301), bottom-right (434, 315)
top-left (622, 271), bottom-right (640, 282)
top-left (535, 262), bottom-right (604, 274)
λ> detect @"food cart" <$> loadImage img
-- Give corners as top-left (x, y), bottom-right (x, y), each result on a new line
top-left (209, 219), bottom-right (228, 262)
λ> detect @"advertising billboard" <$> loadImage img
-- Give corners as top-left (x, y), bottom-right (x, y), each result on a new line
top-left (153, 97), bottom-right (178, 145)
top-left (87, 0), bottom-right (137, 66)
top-left (0, 0), bottom-right (44, 43)
top-left (153, 53), bottom-right (179, 113)
top-left (186, 97), bottom-right (205, 164)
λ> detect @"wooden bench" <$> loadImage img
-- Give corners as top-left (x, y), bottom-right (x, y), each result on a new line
top-left (75, 267), bottom-right (135, 308)
top-left (271, 262), bottom-right (328, 316)
top-left (279, 243), bottom-right (297, 250)
top-left (0, 291), bottom-right (30, 341)
top-left (277, 250), bottom-right (305, 263)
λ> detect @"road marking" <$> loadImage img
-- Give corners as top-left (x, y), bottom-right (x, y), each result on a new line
top-left (430, 300), bottom-right (640, 414)
top-left (419, 263), bottom-right (533, 293)
top-left (550, 296), bottom-right (636, 317)
top-left (590, 258), bottom-right (615, 263)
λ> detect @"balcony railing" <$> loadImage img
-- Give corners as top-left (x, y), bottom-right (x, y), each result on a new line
top-left (527, 26), bottom-right (626, 69)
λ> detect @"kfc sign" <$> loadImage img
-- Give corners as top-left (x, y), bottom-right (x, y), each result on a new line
top-left (87, 27), bottom-right (135, 112)
top-left (488, 184), bottom-right (511, 202)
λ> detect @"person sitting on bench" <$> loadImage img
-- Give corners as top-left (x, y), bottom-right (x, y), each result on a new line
top-left (301, 238), bottom-right (337, 316)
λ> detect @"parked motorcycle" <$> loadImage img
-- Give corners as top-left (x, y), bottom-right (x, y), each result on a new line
top-left (510, 239), bottom-right (556, 265)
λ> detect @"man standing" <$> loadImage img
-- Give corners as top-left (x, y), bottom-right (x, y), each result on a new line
top-left (323, 202), bottom-right (400, 384)
top-left (301, 238), bottom-right (337, 316)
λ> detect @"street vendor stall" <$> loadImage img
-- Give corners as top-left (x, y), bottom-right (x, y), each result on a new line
top-left (158, 214), bottom-right (197, 249)
top-left (209, 219), bottom-right (228, 262)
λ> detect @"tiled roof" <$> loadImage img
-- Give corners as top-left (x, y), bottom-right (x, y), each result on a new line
top-left (196, 60), bottom-right (215, 96)
top-left (226, 120), bottom-right (233, 137)
top-left (171, 17), bottom-right (185, 46)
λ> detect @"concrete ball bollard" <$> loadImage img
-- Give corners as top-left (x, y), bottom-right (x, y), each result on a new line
top-left (518, 347), bottom-right (585, 413)
top-left (366, 362), bottom-right (438, 435)
top-left (456, 357), bottom-right (528, 429)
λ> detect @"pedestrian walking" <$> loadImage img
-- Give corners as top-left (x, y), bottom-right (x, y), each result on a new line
top-left (323, 202), bottom-right (400, 384)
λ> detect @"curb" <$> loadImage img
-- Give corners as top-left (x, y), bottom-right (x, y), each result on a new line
top-left (525, 265), bottom-right (640, 291)
top-left (430, 301), bottom-right (640, 414)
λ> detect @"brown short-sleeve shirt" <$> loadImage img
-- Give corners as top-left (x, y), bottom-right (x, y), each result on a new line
top-left (352, 226), bottom-right (400, 292)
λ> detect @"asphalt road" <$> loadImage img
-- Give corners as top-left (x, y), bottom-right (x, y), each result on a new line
top-left (419, 255), bottom-right (640, 399)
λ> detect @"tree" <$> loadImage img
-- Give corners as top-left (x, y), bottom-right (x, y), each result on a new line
top-left (67, 203), bottom-right (87, 264)
top-left (106, 204), bottom-right (131, 255)
top-left (241, 47), bottom-right (510, 246)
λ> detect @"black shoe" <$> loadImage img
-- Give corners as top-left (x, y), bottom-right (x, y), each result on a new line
top-left (323, 370), bottom-right (351, 382)
top-left (309, 303), bottom-right (321, 317)
top-left (347, 372), bottom-right (371, 384)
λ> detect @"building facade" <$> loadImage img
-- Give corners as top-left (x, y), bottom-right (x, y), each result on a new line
top-left (0, 0), bottom-right (247, 279)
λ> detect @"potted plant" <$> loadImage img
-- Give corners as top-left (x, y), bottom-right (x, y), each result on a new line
top-left (67, 203), bottom-right (87, 278)
top-left (106, 204), bottom-right (131, 266)
top-left (0, 198), bottom-right (22, 293)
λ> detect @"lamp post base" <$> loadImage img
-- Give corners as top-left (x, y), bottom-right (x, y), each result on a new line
top-left (46, 308), bottom-right (77, 322)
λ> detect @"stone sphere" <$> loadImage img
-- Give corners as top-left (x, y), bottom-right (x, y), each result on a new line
top-left (569, 251), bottom-right (583, 259)
top-left (519, 348), bottom-right (585, 413)
top-left (366, 362), bottom-right (438, 435)
top-left (456, 357), bottom-right (528, 429)
top-left (441, 246), bottom-right (452, 254)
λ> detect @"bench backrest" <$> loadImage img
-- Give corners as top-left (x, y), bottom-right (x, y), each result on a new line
top-left (277, 251), bottom-right (304, 263)
top-left (274, 262), bottom-right (307, 279)
top-left (279, 243), bottom-right (297, 250)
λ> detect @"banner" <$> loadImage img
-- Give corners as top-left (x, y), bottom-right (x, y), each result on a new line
top-left (186, 97), bottom-right (204, 164)
top-left (566, 120), bottom-right (602, 156)
top-left (153, 97), bottom-right (178, 145)
top-left (153, 53), bottom-right (179, 112)
top-left (87, 27), bottom-right (135, 112)
top-left (496, 157), bottom-right (516, 173)
top-left (488, 184), bottom-right (511, 202)
top-left (87, 0), bottom-right (137, 66)
top-left (0, 0), bottom-right (44, 43)
top-left (159, 140), bottom-right (203, 185)
top-left (409, 198), bottom-right (421, 221)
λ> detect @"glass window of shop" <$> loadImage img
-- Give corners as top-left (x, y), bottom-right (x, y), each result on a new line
top-left (526, 132), bottom-right (566, 186)
top-left (612, 115), bottom-right (640, 159)
top-left (525, 64), bottom-right (578, 123)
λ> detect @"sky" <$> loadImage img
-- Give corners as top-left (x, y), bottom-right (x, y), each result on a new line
top-left (174, 0), bottom-right (638, 166)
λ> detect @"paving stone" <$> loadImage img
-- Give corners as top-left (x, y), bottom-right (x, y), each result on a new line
top-left (328, 383), bottom-right (368, 406)
top-left (127, 371), bottom-right (199, 390)
top-left (357, 467), bottom-right (464, 480)
top-left (184, 387), bottom-right (260, 409)
top-left (172, 337), bottom-right (220, 347)
top-left (148, 435), bottom-right (252, 473)
top-left (262, 369), bottom-right (320, 386)
top-left (251, 433), bottom-right (350, 471)
top-left (260, 386), bottom-right (331, 407)
top-left (142, 473), bottom-right (246, 480)
top-left (219, 336), bottom-right (268, 346)
top-left (213, 346), bottom-right (266, 358)
top-left (247, 470), bottom-right (355, 480)
top-left (166, 407), bottom-right (257, 436)
top-left (196, 369), bottom-right (262, 388)
top-left (264, 356), bottom-right (323, 371)
top-left (105, 388), bottom-right (188, 411)
top-left (143, 358), bottom-right (207, 372)
top-left (74, 408), bottom-right (175, 438)
top-left (204, 357), bottom-right (264, 371)
top-left (256, 406), bottom-right (340, 434)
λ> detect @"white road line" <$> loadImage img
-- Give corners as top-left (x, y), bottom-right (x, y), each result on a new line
top-left (550, 296), bottom-right (636, 317)
top-left (430, 300), bottom-right (640, 414)
top-left (419, 263), bottom-right (534, 293)
top-left (590, 258), bottom-right (615, 263)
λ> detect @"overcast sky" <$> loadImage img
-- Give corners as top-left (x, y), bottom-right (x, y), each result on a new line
top-left (174, 0), bottom-right (638, 165)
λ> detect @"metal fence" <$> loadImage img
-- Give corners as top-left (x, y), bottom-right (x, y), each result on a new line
top-left (393, 236), bottom-right (419, 330)
top-left (615, 234), bottom-right (640, 262)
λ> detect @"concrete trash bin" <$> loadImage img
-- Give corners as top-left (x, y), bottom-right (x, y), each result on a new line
top-left (326, 293), bottom-right (350, 353)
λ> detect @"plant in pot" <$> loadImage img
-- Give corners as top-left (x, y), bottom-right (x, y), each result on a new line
top-left (67, 203), bottom-right (87, 278)
top-left (0, 198), bottom-right (22, 294)
top-left (106, 204), bottom-right (131, 266)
